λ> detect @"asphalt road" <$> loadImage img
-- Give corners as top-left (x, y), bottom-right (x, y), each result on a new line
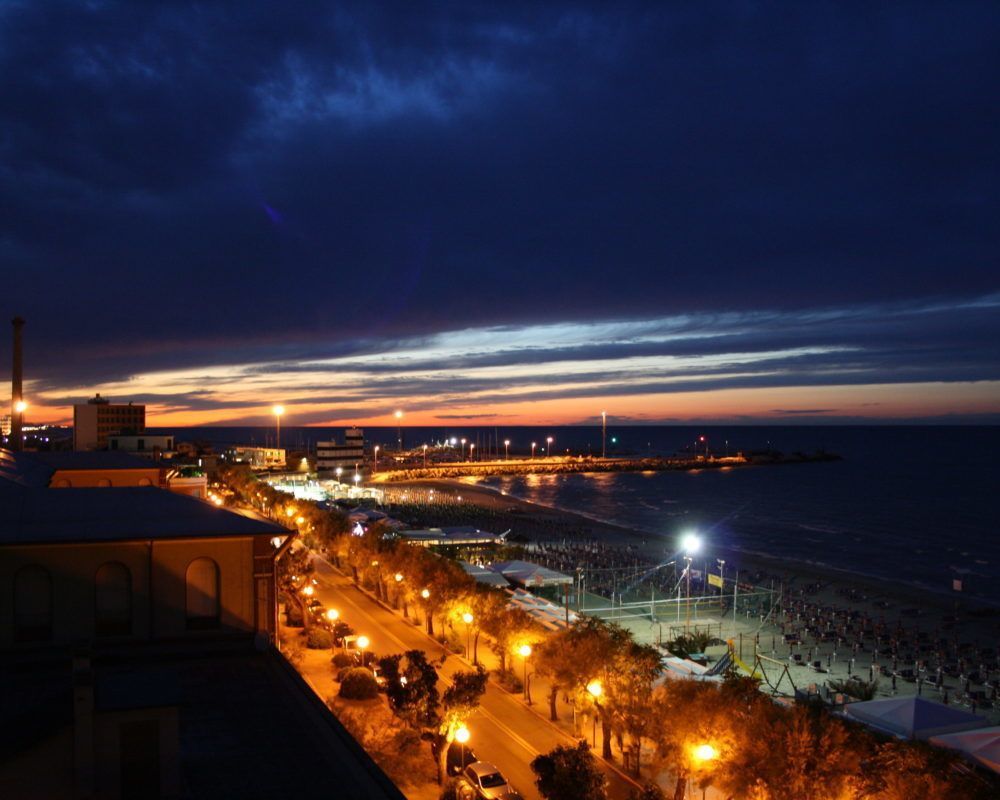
top-left (311, 555), bottom-right (638, 800)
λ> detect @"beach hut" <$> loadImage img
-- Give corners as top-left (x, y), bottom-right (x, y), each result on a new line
top-left (843, 696), bottom-right (989, 740)
top-left (929, 726), bottom-right (1000, 775)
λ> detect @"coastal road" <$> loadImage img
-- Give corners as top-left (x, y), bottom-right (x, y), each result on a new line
top-left (310, 555), bottom-right (639, 800)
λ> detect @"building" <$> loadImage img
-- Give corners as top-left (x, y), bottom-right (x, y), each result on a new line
top-left (0, 453), bottom-right (404, 800)
top-left (15, 451), bottom-right (166, 489)
top-left (224, 446), bottom-right (286, 470)
top-left (107, 433), bottom-right (175, 459)
top-left (73, 394), bottom-right (145, 451)
top-left (316, 427), bottom-right (365, 472)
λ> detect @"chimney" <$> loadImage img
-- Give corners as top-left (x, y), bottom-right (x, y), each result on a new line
top-left (10, 317), bottom-right (24, 451)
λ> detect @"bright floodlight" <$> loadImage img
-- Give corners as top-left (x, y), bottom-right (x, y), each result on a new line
top-left (14, 400), bottom-right (27, 413)
top-left (394, 409), bottom-right (403, 419)
top-left (326, 609), bottom-right (340, 621)
top-left (681, 532), bottom-right (702, 555)
top-left (454, 726), bottom-right (471, 744)
top-left (272, 404), bottom-right (284, 416)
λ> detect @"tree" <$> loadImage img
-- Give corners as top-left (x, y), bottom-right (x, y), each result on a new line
top-left (534, 617), bottom-right (619, 724)
top-left (480, 601), bottom-right (534, 676)
top-left (379, 650), bottom-right (440, 728)
top-left (276, 545), bottom-right (313, 629)
top-left (435, 667), bottom-right (488, 784)
top-left (606, 640), bottom-right (661, 776)
top-left (628, 786), bottom-right (666, 800)
top-left (853, 738), bottom-right (995, 800)
top-left (531, 740), bottom-right (607, 800)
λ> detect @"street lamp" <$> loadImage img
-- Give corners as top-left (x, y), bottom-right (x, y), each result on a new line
top-left (395, 409), bottom-right (404, 451)
top-left (326, 608), bottom-right (340, 622)
top-left (353, 472), bottom-right (361, 486)
top-left (519, 644), bottom-right (532, 703)
top-left (469, 443), bottom-right (475, 461)
top-left (531, 441), bottom-right (537, 458)
top-left (374, 445), bottom-right (380, 472)
top-left (546, 436), bottom-right (553, 457)
top-left (691, 743), bottom-right (719, 799)
top-left (504, 439), bottom-right (510, 460)
top-left (455, 724), bottom-right (471, 770)
top-left (423, 444), bottom-right (428, 467)
top-left (272, 404), bottom-right (284, 449)
top-left (463, 612), bottom-right (474, 662)
top-left (601, 410), bottom-right (607, 458)
top-left (681, 532), bottom-right (701, 632)
top-left (357, 635), bottom-right (370, 667)
top-left (335, 466), bottom-right (343, 482)
top-left (587, 680), bottom-right (602, 747)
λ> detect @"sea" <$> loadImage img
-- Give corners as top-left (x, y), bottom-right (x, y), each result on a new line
top-left (153, 425), bottom-right (1000, 602)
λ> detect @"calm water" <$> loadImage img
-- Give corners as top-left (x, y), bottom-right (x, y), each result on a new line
top-left (158, 425), bottom-right (1000, 600)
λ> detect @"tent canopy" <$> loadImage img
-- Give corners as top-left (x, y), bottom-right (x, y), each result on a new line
top-left (929, 726), bottom-right (1000, 774)
top-left (844, 696), bottom-right (989, 740)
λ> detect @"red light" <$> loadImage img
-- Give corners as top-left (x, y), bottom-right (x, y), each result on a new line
top-left (699, 436), bottom-right (705, 442)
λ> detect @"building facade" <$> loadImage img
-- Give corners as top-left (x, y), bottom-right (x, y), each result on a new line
top-left (316, 427), bottom-right (365, 472)
top-left (224, 446), bottom-right (286, 470)
top-left (73, 394), bottom-right (145, 451)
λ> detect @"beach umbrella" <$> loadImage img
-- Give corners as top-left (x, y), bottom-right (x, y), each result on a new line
top-left (929, 726), bottom-right (1000, 774)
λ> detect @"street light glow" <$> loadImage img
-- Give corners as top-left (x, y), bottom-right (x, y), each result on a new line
top-left (692, 743), bottom-right (719, 763)
top-left (395, 573), bottom-right (404, 582)
top-left (681, 532), bottom-right (702, 555)
top-left (454, 726), bottom-right (471, 744)
top-left (302, 585), bottom-right (314, 597)
top-left (357, 635), bottom-right (370, 649)
top-left (14, 400), bottom-right (27, 413)
top-left (462, 612), bottom-right (474, 625)
top-left (586, 680), bottom-right (602, 698)
top-left (272, 404), bottom-right (284, 416)
top-left (326, 609), bottom-right (340, 621)
top-left (519, 644), bottom-right (532, 658)
top-left (421, 588), bottom-right (431, 599)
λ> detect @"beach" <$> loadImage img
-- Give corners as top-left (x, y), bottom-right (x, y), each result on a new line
top-left (382, 477), bottom-right (1000, 722)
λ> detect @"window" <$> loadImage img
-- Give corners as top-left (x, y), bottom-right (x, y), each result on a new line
top-left (185, 558), bottom-right (220, 630)
top-left (95, 562), bottom-right (132, 636)
top-left (14, 565), bottom-right (52, 642)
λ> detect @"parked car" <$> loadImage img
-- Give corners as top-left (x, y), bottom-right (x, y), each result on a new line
top-left (446, 742), bottom-right (478, 776)
top-left (457, 762), bottom-right (516, 799)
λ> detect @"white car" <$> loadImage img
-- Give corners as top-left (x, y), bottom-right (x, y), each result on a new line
top-left (458, 762), bottom-right (516, 799)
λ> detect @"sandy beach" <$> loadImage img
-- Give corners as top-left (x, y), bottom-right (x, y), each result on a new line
top-left (382, 477), bottom-right (1000, 722)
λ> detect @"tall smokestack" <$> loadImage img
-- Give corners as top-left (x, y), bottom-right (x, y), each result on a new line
top-left (11, 316), bottom-right (24, 451)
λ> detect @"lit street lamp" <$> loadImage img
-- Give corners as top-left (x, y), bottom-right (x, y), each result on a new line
top-left (357, 635), bottom-right (370, 667)
top-left (326, 608), bottom-right (340, 622)
top-left (546, 436), bottom-right (553, 456)
top-left (374, 445), bottom-right (380, 472)
top-left (531, 441), bottom-right (537, 458)
top-left (272, 404), bottom-right (285, 449)
top-left (423, 444), bottom-right (428, 467)
top-left (519, 644), bottom-right (532, 703)
top-left (461, 438), bottom-right (467, 460)
top-left (601, 410), bottom-right (607, 458)
top-left (463, 612), bottom-right (475, 663)
top-left (681, 532), bottom-right (702, 632)
top-left (335, 467), bottom-right (343, 482)
top-left (469, 443), bottom-right (475, 461)
top-left (455, 724), bottom-right (471, 770)
top-left (395, 409), bottom-right (404, 451)
top-left (587, 680), bottom-right (602, 747)
top-left (504, 439), bottom-right (510, 460)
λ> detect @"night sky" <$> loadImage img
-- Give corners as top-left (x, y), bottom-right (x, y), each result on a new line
top-left (3, 2), bottom-right (998, 426)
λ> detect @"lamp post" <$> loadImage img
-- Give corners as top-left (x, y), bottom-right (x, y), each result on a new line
top-left (546, 436), bottom-right (553, 457)
top-left (463, 612), bottom-right (474, 663)
top-left (455, 725), bottom-right (470, 771)
top-left (469, 443), bottom-right (475, 462)
top-left (681, 532), bottom-right (701, 633)
top-left (326, 608), bottom-right (340, 623)
top-left (272, 404), bottom-right (285, 449)
top-left (691, 743), bottom-right (719, 800)
top-left (586, 680), bottom-right (602, 747)
top-left (518, 644), bottom-right (532, 703)
top-left (335, 466), bottom-right (343, 483)
top-left (423, 444), bottom-right (428, 467)
top-left (395, 573), bottom-right (406, 615)
top-left (531, 441), bottom-right (537, 458)
top-left (374, 445), bottom-right (380, 473)
top-left (461, 438), bottom-right (466, 460)
top-left (357, 635), bottom-right (370, 668)
top-left (395, 409), bottom-right (403, 451)
top-left (601, 410), bottom-right (606, 458)
top-left (504, 439), bottom-right (510, 460)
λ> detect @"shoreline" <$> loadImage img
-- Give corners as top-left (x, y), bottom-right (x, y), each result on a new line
top-left (383, 477), bottom-right (1000, 624)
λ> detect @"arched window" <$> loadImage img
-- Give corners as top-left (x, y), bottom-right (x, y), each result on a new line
top-left (185, 558), bottom-right (220, 630)
top-left (96, 478), bottom-right (112, 487)
top-left (14, 565), bottom-right (52, 642)
top-left (95, 562), bottom-right (132, 636)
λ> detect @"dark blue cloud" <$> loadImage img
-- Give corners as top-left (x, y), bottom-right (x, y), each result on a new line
top-left (1, 1), bottom-right (998, 400)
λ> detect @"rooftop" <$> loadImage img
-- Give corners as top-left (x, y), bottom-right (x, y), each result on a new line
top-left (0, 484), bottom-right (286, 545)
